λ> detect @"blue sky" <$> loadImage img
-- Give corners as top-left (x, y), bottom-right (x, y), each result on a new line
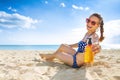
top-left (0, 0), bottom-right (120, 48)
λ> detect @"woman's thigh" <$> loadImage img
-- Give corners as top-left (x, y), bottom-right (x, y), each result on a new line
top-left (55, 52), bottom-right (73, 66)
top-left (76, 53), bottom-right (84, 66)
top-left (60, 44), bottom-right (76, 55)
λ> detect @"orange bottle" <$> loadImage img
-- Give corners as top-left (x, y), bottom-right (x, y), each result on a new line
top-left (84, 38), bottom-right (94, 64)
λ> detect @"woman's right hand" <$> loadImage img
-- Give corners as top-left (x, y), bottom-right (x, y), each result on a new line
top-left (92, 44), bottom-right (101, 55)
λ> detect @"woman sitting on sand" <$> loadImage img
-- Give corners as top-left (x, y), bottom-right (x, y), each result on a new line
top-left (40, 13), bottom-right (104, 68)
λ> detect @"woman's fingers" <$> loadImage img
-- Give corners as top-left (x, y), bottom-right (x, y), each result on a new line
top-left (92, 44), bottom-right (101, 54)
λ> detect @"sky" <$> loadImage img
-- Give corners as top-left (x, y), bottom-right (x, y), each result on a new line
top-left (0, 0), bottom-right (120, 48)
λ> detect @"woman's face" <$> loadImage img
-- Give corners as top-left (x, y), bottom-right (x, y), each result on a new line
top-left (86, 16), bottom-right (100, 32)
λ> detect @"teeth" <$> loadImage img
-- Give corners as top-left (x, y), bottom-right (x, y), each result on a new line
top-left (88, 26), bottom-right (91, 28)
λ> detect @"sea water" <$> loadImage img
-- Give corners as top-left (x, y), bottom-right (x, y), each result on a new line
top-left (0, 45), bottom-right (59, 50)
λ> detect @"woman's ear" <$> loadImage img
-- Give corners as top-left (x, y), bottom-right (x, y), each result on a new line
top-left (98, 24), bottom-right (100, 27)
top-left (96, 27), bottom-right (100, 32)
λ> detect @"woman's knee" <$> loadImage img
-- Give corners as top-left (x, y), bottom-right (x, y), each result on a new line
top-left (59, 44), bottom-right (66, 49)
top-left (60, 44), bottom-right (66, 47)
top-left (61, 44), bottom-right (69, 47)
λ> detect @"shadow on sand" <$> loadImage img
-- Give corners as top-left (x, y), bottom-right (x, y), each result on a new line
top-left (34, 58), bottom-right (88, 80)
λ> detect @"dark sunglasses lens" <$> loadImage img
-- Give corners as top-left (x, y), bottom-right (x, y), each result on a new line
top-left (91, 21), bottom-right (96, 25)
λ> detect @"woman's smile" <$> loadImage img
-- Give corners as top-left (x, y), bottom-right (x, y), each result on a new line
top-left (87, 26), bottom-right (92, 30)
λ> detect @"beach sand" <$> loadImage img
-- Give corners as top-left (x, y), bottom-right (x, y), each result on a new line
top-left (0, 49), bottom-right (120, 80)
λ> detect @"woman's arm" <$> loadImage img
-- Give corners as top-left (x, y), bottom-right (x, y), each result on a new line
top-left (91, 33), bottom-right (100, 55)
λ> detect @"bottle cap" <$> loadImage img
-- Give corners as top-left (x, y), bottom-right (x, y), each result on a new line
top-left (88, 38), bottom-right (92, 45)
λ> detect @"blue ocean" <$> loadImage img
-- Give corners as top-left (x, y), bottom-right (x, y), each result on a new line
top-left (0, 45), bottom-right (59, 50)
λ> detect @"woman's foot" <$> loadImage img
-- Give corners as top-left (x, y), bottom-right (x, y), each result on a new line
top-left (39, 54), bottom-right (55, 61)
top-left (39, 54), bottom-right (46, 59)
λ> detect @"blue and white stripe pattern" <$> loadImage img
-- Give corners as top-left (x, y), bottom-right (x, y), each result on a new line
top-left (77, 41), bottom-right (87, 53)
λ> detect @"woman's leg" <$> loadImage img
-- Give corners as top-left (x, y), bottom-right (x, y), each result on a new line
top-left (40, 52), bottom-right (85, 67)
top-left (54, 44), bottom-right (76, 55)
top-left (54, 52), bottom-right (73, 66)
top-left (40, 44), bottom-right (76, 60)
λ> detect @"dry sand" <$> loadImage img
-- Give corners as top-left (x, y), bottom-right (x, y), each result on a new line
top-left (0, 49), bottom-right (120, 80)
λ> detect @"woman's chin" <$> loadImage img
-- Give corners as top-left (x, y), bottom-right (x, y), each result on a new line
top-left (87, 29), bottom-right (93, 32)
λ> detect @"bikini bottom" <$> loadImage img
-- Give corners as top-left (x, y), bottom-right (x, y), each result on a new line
top-left (72, 54), bottom-right (80, 68)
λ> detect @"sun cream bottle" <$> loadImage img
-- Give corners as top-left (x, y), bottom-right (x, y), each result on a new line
top-left (84, 38), bottom-right (94, 64)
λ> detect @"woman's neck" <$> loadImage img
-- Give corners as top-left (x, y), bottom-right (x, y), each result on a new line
top-left (87, 31), bottom-right (95, 35)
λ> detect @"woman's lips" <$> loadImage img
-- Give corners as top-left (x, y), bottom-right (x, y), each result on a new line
top-left (87, 26), bottom-right (92, 29)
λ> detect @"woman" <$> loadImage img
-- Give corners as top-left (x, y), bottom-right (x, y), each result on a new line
top-left (40, 13), bottom-right (104, 68)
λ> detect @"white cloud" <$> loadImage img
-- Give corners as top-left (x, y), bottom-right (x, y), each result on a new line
top-left (63, 27), bottom-right (87, 44)
top-left (85, 7), bottom-right (90, 11)
top-left (72, 5), bottom-right (83, 10)
top-left (60, 3), bottom-right (66, 7)
top-left (72, 28), bottom-right (86, 37)
top-left (72, 5), bottom-right (89, 11)
top-left (102, 19), bottom-right (120, 44)
top-left (45, 1), bottom-right (48, 4)
top-left (105, 20), bottom-right (120, 39)
top-left (98, 19), bottom-right (120, 49)
top-left (0, 11), bottom-right (40, 29)
top-left (0, 29), bottom-right (3, 32)
top-left (8, 6), bottom-right (17, 12)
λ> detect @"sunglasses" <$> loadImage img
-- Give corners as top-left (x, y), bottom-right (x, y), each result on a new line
top-left (86, 18), bottom-right (98, 26)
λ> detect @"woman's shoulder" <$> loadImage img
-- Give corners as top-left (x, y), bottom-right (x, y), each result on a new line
top-left (91, 33), bottom-right (99, 44)
top-left (92, 33), bottom-right (99, 38)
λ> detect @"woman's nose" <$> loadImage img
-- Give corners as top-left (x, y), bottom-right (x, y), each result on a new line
top-left (87, 22), bottom-right (92, 27)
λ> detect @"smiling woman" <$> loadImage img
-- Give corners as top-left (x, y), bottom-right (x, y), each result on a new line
top-left (39, 13), bottom-right (103, 68)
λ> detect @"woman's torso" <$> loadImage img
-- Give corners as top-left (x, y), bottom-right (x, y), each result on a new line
top-left (76, 32), bottom-right (99, 65)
